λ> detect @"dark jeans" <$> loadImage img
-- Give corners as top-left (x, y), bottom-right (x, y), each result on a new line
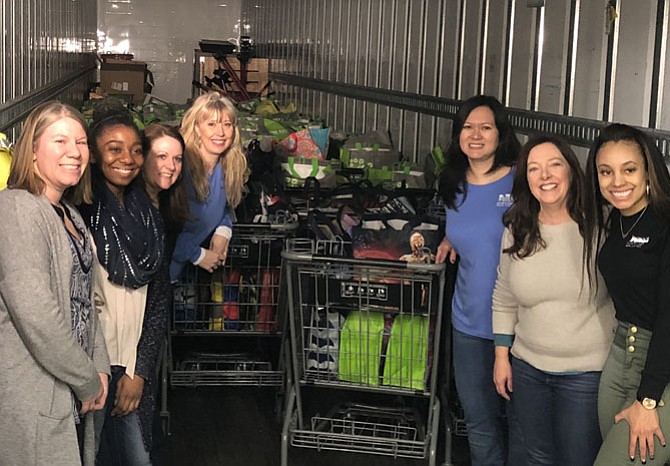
top-left (452, 329), bottom-right (525, 466)
top-left (512, 356), bottom-right (601, 466)
top-left (95, 366), bottom-right (152, 466)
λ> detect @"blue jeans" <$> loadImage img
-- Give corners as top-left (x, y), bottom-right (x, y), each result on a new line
top-left (452, 329), bottom-right (525, 466)
top-left (95, 366), bottom-right (152, 466)
top-left (512, 357), bottom-right (601, 466)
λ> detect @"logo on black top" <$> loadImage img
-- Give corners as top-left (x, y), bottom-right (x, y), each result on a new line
top-left (625, 235), bottom-right (650, 248)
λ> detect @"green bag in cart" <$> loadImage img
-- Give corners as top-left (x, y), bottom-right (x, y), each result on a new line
top-left (340, 142), bottom-right (400, 170)
top-left (339, 311), bottom-right (384, 386)
top-left (261, 118), bottom-right (292, 140)
top-left (392, 164), bottom-right (427, 189)
top-left (382, 314), bottom-right (430, 390)
top-left (280, 156), bottom-right (338, 188)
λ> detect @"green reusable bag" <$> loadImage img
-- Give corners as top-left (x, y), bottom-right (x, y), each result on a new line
top-left (280, 156), bottom-right (338, 188)
top-left (392, 164), bottom-right (427, 189)
top-left (340, 142), bottom-right (400, 170)
top-left (262, 118), bottom-right (292, 140)
top-left (339, 311), bottom-right (385, 386)
top-left (382, 314), bottom-right (429, 390)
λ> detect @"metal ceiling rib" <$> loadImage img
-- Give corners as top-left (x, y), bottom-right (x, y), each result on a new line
top-left (270, 71), bottom-right (670, 157)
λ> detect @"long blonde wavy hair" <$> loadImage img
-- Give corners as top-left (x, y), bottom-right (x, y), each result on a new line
top-left (180, 92), bottom-right (248, 207)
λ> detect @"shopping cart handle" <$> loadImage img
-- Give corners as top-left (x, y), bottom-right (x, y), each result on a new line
top-left (281, 250), bottom-right (446, 272)
top-left (234, 222), bottom-right (299, 231)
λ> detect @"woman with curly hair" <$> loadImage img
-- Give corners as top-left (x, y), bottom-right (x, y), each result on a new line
top-left (170, 92), bottom-right (248, 281)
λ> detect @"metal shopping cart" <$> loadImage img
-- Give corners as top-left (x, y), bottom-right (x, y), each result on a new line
top-left (280, 239), bottom-right (451, 466)
top-left (169, 222), bottom-right (296, 388)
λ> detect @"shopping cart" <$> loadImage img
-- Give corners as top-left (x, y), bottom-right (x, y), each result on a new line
top-left (169, 222), bottom-right (296, 388)
top-left (280, 239), bottom-right (451, 465)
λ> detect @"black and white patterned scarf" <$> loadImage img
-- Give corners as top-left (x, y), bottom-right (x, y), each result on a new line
top-left (81, 167), bottom-right (164, 289)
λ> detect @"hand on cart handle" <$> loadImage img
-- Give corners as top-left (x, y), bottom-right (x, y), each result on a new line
top-left (198, 248), bottom-right (226, 273)
top-left (435, 237), bottom-right (457, 264)
top-left (209, 234), bottom-right (230, 263)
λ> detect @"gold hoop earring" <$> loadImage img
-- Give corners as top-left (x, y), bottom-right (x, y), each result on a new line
top-left (647, 183), bottom-right (651, 196)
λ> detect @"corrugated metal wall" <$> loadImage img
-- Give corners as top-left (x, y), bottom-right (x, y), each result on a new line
top-left (242, 0), bottom-right (670, 162)
top-left (0, 0), bottom-right (97, 138)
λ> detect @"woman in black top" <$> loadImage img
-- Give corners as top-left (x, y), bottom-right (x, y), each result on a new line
top-left (72, 102), bottom-right (165, 466)
top-left (585, 123), bottom-right (670, 465)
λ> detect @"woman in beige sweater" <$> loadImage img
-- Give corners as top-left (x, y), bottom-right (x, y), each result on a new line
top-left (492, 135), bottom-right (615, 466)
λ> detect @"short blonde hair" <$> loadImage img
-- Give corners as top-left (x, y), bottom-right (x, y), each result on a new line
top-left (9, 101), bottom-right (91, 201)
top-left (180, 92), bottom-right (248, 207)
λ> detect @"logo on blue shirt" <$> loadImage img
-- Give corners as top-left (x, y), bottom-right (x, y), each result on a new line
top-left (496, 193), bottom-right (513, 208)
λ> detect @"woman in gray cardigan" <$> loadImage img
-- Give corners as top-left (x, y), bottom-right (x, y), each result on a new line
top-left (0, 101), bottom-right (110, 466)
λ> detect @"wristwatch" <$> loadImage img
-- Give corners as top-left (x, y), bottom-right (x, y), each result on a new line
top-left (640, 397), bottom-right (658, 410)
top-left (638, 396), bottom-right (665, 409)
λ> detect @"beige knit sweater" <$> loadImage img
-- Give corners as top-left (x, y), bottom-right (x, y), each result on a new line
top-left (493, 221), bottom-right (616, 373)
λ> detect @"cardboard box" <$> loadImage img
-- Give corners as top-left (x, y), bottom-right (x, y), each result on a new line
top-left (100, 60), bottom-right (147, 104)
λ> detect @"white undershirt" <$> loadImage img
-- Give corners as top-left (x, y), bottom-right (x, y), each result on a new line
top-left (92, 244), bottom-right (147, 378)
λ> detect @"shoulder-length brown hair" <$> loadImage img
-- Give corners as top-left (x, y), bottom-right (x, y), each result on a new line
top-left (8, 101), bottom-right (91, 200)
top-left (141, 123), bottom-right (190, 228)
top-left (503, 135), bottom-right (587, 258)
top-left (179, 92), bottom-right (248, 207)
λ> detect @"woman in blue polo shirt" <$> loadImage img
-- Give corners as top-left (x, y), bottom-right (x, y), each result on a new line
top-left (437, 94), bottom-right (523, 466)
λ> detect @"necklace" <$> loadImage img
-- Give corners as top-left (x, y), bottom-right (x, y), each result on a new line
top-left (619, 205), bottom-right (648, 239)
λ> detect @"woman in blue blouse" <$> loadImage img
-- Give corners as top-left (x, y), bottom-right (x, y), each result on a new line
top-left (437, 95), bottom-right (523, 466)
top-left (170, 92), bottom-right (249, 281)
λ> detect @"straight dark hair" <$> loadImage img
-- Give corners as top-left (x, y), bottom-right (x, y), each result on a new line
top-left (438, 95), bottom-right (521, 209)
top-left (584, 123), bottom-right (670, 286)
top-left (503, 135), bottom-right (587, 258)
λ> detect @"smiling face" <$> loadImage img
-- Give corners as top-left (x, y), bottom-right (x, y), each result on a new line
top-left (33, 117), bottom-right (89, 204)
top-left (196, 110), bottom-right (235, 159)
top-left (94, 124), bottom-right (143, 200)
top-left (596, 140), bottom-right (649, 216)
top-left (526, 142), bottom-right (571, 214)
top-left (459, 105), bottom-right (499, 165)
top-left (143, 135), bottom-right (183, 192)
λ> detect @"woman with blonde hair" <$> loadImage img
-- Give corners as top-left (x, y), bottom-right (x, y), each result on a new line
top-left (0, 101), bottom-right (109, 466)
top-left (169, 92), bottom-right (248, 281)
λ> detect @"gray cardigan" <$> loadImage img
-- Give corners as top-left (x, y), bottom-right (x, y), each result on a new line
top-left (0, 189), bottom-right (110, 466)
